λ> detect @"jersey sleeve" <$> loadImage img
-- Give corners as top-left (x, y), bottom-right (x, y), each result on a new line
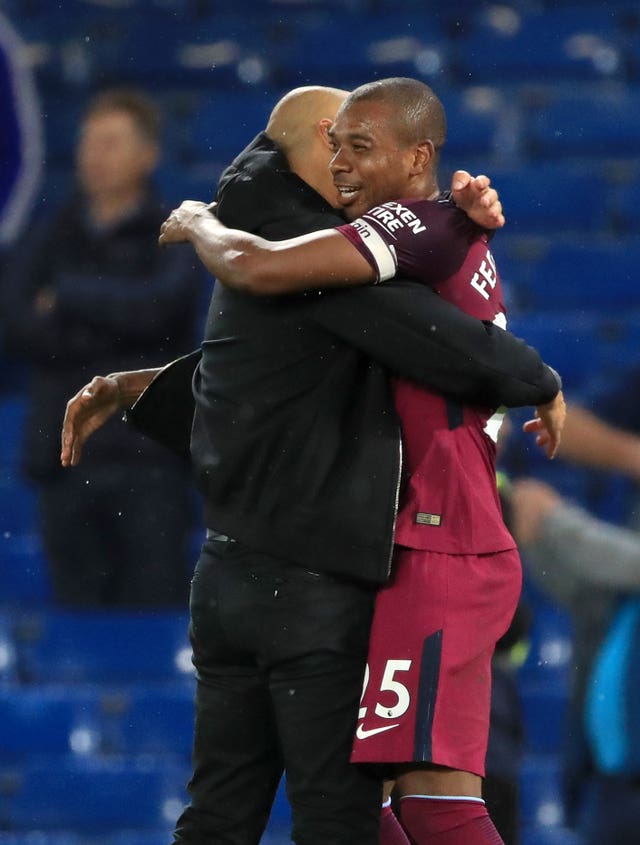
top-left (336, 198), bottom-right (468, 287)
top-left (336, 219), bottom-right (398, 283)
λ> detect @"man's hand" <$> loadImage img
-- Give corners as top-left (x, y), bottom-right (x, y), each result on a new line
top-left (159, 200), bottom-right (215, 246)
top-left (451, 170), bottom-right (505, 230)
top-left (523, 390), bottom-right (567, 459)
top-left (510, 478), bottom-right (562, 545)
top-left (61, 376), bottom-right (123, 467)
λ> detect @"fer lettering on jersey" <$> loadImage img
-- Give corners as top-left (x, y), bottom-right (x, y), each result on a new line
top-left (469, 251), bottom-right (497, 301)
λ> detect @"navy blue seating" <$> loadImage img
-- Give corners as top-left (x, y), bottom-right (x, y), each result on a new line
top-left (518, 598), bottom-right (573, 692)
top-left (0, 395), bottom-right (27, 467)
top-left (506, 310), bottom-right (603, 392)
top-left (0, 835), bottom-right (81, 845)
top-left (111, 682), bottom-right (195, 757)
top-left (521, 826), bottom-right (584, 845)
top-left (103, 833), bottom-right (190, 845)
top-left (0, 532), bottom-right (51, 606)
top-left (454, 6), bottom-right (624, 84)
top-left (17, 610), bottom-right (194, 685)
top-left (499, 239), bottom-right (640, 313)
top-left (269, 12), bottom-right (448, 89)
top-left (519, 681), bottom-right (569, 755)
top-left (185, 88), bottom-right (277, 169)
top-left (441, 86), bottom-right (514, 159)
top-left (0, 685), bottom-right (104, 756)
top-left (526, 86), bottom-right (640, 159)
top-left (487, 163), bottom-right (609, 236)
top-left (610, 174), bottom-right (640, 233)
top-left (0, 475), bottom-right (38, 537)
top-left (0, 757), bottom-right (189, 831)
top-left (0, 612), bottom-right (18, 686)
top-left (519, 753), bottom-right (568, 830)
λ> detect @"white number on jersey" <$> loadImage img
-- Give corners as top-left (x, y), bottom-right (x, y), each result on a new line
top-left (359, 659), bottom-right (412, 720)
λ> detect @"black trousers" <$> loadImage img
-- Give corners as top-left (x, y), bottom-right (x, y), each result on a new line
top-left (173, 536), bottom-right (381, 845)
top-left (38, 464), bottom-right (194, 607)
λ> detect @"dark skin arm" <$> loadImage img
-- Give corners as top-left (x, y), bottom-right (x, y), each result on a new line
top-left (60, 368), bottom-right (162, 466)
top-left (158, 171), bottom-right (505, 295)
top-left (159, 200), bottom-right (371, 294)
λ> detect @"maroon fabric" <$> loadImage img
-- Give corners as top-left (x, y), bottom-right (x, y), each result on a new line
top-left (399, 797), bottom-right (505, 844)
top-left (340, 197), bottom-right (514, 555)
top-left (351, 547), bottom-right (521, 773)
top-left (379, 803), bottom-right (411, 845)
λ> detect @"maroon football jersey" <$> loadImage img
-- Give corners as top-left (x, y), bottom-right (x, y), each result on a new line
top-left (338, 198), bottom-right (516, 554)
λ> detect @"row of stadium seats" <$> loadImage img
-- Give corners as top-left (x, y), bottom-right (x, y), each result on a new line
top-left (37, 78), bottom-right (640, 168)
top-left (0, 597), bottom-right (578, 840)
top-left (0, 605), bottom-right (294, 841)
top-left (0, 608), bottom-right (193, 685)
top-left (10, 1), bottom-right (640, 95)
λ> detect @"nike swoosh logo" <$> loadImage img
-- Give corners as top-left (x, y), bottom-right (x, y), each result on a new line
top-left (356, 722), bottom-right (400, 740)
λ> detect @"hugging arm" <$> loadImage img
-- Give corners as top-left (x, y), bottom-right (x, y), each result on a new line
top-left (311, 281), bottom-right (562, 409)
top-left (158, 173), bottom-right (505, 297)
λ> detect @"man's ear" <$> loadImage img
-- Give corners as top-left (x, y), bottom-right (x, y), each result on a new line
top-left (317, 118), bottom-right (335, 150)
top-left (410, 140), bottom-right (435, 174)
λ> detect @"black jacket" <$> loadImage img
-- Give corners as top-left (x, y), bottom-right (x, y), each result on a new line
top-left (133, 133), bottom-right (560, 584)
top-left (2, 189), bottom-right (204, 478)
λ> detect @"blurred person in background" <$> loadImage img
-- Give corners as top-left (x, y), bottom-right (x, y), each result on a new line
top-left (556, 396), bottom-right (640, 528)
top-left (0, 87), bottom-right (203, 608)
top-left (510, 476), bottom-right (640, 845)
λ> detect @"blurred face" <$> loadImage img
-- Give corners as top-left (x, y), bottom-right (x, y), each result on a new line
top-left (328, 99), bottom-right (418, 221)
top-left (76, 109), bottom-right (157, 200)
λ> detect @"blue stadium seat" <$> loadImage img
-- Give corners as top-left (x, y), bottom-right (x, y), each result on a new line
top-left (521, 826), bottom-right (584, 845)
top-left (519, 753), bottom-right (568, 829)
top-left (525, 86), bottom-right (640, 159)
top-left (0, 686), bottom-right (104, 757)
top-left (103, 833), bottom-right (185, 845)
top-left (0, 533), bottom-right (52, 606)
top-left (0, 757), bottom-right (189, 830)
top-left (506, 310), bottom-right (602, 392)
top-left (185, 89), bottom-right (276, 169)
top-left (17, 610), bottom-right (194, 685)
top-left (518, 600), bottom-right (573, 692)
top-left (487, 163), bottom-right (609, 236)
top-left (625, 32), bottom-right (640, 80)
top-left (155, 160), bottom-right (222, 208)
top-left (453, 6), bottom-right (623, 84)
top-left (519, 681), bottom-right (569, 755)
top-left (441, 86), bottom-right (514, 159)
top-left (0, 395), bottom-right (27, 468)
top-left (500, 239), bottom-right (640, 313)
top-left (263, 778), bottom-right (292, 839)
top-left (269, 12), bottom-right (448, 89)
top-left (111, 682), bottom-right (195, 757)
top-left (610, 175), bottom-right (640, 233)
top-left (0, 475), bottom-right (38, 537)
top-left (0, 612), bottom-right (18, 685)
top-left (0, 835), bottom-right (81, 845)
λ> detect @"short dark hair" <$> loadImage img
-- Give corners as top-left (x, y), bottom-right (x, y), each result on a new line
top-left (342, 77), bottom-right (446, 151)
top-left (84, 87), bottom-right (162, 144)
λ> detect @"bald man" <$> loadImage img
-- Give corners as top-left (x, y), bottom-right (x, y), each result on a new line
top-left (62, 86), bottom-right (558, 845)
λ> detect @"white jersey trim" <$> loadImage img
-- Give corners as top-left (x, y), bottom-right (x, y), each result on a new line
top-left (349, 218), bottom-right (397, 282)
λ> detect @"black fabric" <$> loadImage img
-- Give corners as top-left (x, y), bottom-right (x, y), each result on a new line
top-left (172, 538), bottom-right (381, 845)
top-left (0, 187), bottom-right (203, 607)
top-left (127, 350), bottom-right (201, 457)
top-left (186, 132), bottom-right (560, 584)
top-left (39, 464), bottom-right (193, 607)
top-left (1, 189), bottom-right (204, 478)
